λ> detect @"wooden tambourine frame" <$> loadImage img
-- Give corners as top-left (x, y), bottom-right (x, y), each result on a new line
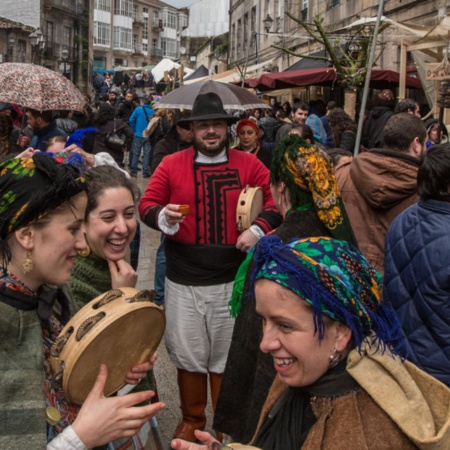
top-left (50, 288), bottom-right (165, 405)
top-left (236, 185), bottom-right (264, 233)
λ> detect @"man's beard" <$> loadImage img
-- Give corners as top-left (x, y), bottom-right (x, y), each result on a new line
top-left (193, 133), bottom-right (228, 157)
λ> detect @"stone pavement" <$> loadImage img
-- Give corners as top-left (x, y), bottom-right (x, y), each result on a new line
top-left (134, 175), bottom-right (214, 448)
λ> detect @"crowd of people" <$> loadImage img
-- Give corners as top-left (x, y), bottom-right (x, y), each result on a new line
top-left (0, 78), bottom-right (450, 450)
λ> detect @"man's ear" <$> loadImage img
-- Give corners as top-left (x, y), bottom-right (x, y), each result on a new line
top-left (334, 322), bottom-right (352, 353)
top-left (14, 226), bottom-right (34, 250)
top-left (411, 136), bottom-right (423, 157)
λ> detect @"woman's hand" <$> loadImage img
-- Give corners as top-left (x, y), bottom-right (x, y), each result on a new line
top-left (171, 430), bottom-right (219, 449)
top-left (16, 147), bottom-right (39, 158)
top-left (108, 259), bottom-right (138, 289)
top-left (72, 364), bottom-right (165, 449)
top-left (125, 352), bottom-right (157, 385)
top-left (65, 143), bottom-right (96, 167)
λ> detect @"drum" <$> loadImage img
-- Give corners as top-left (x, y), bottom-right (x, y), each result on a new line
top-left (50, 287), bottom-right (165, 405)
top-left (236, 185), bottom-right (264, 233)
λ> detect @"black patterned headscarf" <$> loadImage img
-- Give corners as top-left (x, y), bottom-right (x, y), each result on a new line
top-left (0, 153), bottom-right (86, 264)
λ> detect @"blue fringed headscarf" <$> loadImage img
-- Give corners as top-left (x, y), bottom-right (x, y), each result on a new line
top-left (250, 235), bottom-right (404, 355)
top-left (65, 127), bottom-right (97, 148)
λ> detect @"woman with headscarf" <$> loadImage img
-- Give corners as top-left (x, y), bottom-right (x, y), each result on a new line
top-left (234, 118), bottom-right (272, 169)
top-left (173, 236), bottom-right (450, 450)
top-left (214, 134), bottom-right (355, 442)
top-left (0, 154), bottom-right (164, 450)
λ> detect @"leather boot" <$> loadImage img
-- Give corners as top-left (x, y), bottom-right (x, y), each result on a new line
top-left (209, 372), bottom-right (223, 443)
top-left (173, 369), bottom-right (208, 442)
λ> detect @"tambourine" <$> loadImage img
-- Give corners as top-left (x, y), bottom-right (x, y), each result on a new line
top-left (236, 185), bottom-right (264, 233)
top-left (50, 288), bottom-right (165, 405)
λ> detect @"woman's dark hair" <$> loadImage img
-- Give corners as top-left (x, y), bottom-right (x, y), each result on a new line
top-left (328, 107), bottom-right (357, 148)
top-left (0, 114), bottom-right (13, 155)
top-left (289, 123), bottom-right (315, 143)
top-left (417, 143), bottom-right (450, 200)
top-left (84, 165), bottom-right (140, 219)
top-left (93, 102), bottom-right (117, 125)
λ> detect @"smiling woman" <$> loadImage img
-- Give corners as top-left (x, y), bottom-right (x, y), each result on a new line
top-left (0, 154), bottom-right (163, 450)
top-left (171, 236), bottom-right (450, 450)
top-left (68, 164), bottom-right (140, 310)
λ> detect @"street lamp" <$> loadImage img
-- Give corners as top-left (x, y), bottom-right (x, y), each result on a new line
top-left (61, 47), bottom-right (69, 79)
top-left (29, 28), bottom-right (45, 64)
top-left (263, 14), bottom-right (274, 33)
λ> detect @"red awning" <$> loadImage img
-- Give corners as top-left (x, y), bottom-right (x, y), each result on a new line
top-left (241, 68), bottom-right (422, 91)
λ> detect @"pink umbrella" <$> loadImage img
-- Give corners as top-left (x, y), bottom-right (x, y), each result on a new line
top-left (0, 63), bottom-right (86, 111)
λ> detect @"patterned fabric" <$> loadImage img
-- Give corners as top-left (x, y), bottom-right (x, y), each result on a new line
top-left (0, 63), bottom-right (86, 112)
top-left (250, 235), bottom-right (404, 354)
top-left (270, 134), bottom-right (355, 245)
top-left (0, 154), bottom-right (85, 243)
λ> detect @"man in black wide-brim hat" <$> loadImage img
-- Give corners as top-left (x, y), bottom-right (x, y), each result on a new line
top-left (139, 92), bottom-right (282, 443)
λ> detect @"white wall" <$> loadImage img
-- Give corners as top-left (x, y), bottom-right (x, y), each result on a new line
top-left (186, 0), bottom-right (228, 37)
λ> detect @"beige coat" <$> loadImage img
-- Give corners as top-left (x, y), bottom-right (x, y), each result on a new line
top-left (252, 344), bottom-right (450, 450)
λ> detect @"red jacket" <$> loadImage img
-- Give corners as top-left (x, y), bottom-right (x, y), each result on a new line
top-left (139, 147), bottom-right (280, 245)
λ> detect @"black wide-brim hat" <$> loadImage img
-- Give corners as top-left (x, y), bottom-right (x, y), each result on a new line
top-left (177, 92), bottom-right (239, 126)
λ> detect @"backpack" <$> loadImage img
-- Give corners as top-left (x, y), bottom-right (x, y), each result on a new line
top-left (143, 116), bottom-right (160, 138)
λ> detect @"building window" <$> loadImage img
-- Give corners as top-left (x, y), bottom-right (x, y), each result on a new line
top-left (161, 37), bottom-right (177, 58)
top-left (63, 26), bottom-right (71, 51)
top-left (143, 16), bottom-right (148, 39)
top-left (114, 0), bottom-right (132, 17)
top-left (152, 10), bottom-right (159, 27)
top-left (132, 4), bottom-right (138, 19)
top-left (94, 0), bottom-right (111, 11)
top-left (178, 13), bottom-right (188, 31)
top-left (46, 21), bottom-right (54, 49)
top-left (330, 0), bottom-right (340, 6)
top-left (94, 22), bottom-right (111, 46)
top-left (162, 9), bottom-right (177, 29)
top-left (152, 38), bottom-right (158, 49)
top-left (143, 42), bottom-right (148, 53)
top-left (18, 39), bottom-right (26, 63)
top-left (113, 26), bottom-right (132, 50)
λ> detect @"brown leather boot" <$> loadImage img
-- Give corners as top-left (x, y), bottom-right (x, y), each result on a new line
top-left (173, 369), bottom-right (208, 442)
top-left (209, 372), bottom-right (223, 443)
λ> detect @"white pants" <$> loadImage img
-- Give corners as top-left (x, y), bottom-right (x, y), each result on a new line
top-left (164, 279), bottom-right (235, 373)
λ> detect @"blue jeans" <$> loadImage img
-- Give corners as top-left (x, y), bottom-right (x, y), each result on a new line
top-left (130, 135), bottom-right (151, 175)
top-left (154, 233), bottom-right (166, 306)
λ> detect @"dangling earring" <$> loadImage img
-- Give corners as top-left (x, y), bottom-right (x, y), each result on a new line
top-left (78, 245), bottom-right (91, 257)
top-left (329, 348), bottom-right (342, 369)
top-left (21, 250), bottom-right (33, 274)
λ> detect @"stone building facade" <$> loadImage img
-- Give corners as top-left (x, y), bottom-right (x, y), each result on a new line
top-left (229, 0), bottom-right (447, 74)
top-left (93, 0), bottom-right (188, 71)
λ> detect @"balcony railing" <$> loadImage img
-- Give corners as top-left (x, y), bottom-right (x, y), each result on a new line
top-left (152, 19), bottom-right (164, 31)
top-left (151, 48), bottom-right (163, 57)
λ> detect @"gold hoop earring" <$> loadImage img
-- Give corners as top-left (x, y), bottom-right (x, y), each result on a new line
top-left (78, 245), bottom-right (91, 257)
top-left (329, 348), bottom-right (342, 369)
top-left (21, 250), bottom-right (33, 274)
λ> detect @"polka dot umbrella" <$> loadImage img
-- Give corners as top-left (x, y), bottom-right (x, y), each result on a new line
top-left (0, 63), bottom-right (86, 111)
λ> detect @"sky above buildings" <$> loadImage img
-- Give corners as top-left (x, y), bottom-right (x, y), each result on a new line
top-left (163, 0), bottom-right (197, 7)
